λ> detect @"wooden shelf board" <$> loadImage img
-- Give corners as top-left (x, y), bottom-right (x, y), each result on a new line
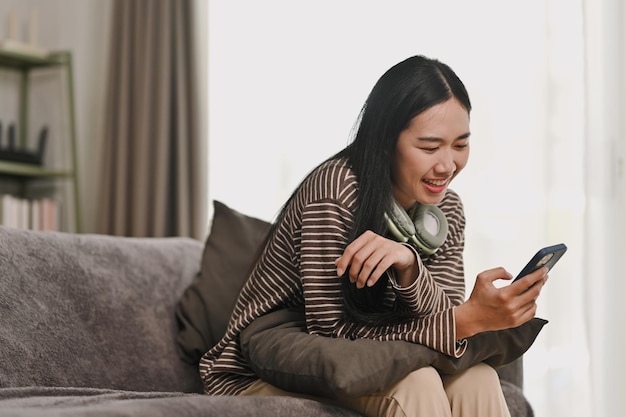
top-left (0, 46), bottom-right (68, 69)
top-left (0, 160), bottom-right (72, 178)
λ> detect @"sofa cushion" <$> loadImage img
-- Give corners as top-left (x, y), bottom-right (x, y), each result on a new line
top-left (0, 227), bottom-right (204, 393)
top-left (175, 200), bottom-right (272, 364)
top-left (0, 387), bottom-right (363, 417)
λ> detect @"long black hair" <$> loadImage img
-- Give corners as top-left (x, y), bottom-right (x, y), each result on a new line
top-left (271, 55), bottom-right (472, 325)
top-left (335, 55), bottom-right (472, 324)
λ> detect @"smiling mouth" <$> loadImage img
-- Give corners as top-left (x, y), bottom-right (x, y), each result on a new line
top-left (423, 177), bottom-right (450, 187)
top-left (421, 176), bottom-right (452, 194)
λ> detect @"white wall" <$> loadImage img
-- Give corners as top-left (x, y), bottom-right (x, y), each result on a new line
top-left (0, 0), bottom-right (112, 232)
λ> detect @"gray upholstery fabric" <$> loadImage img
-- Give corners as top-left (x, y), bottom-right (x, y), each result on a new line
top-left (502, 381), bottom-right (535, 417)
top-left (0, 387), bottom-right (359, 417)
top-left (499, 358), bottom-right (525, 388)
top-left (0, 227), bottom-right (204, 393)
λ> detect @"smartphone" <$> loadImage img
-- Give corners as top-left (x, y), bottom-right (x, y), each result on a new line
top-left (513, 243), bottom-right (567, 282)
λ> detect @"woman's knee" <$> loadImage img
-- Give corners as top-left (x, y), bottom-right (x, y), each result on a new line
top-left (383, 367), bottom-right (451, 417)
top-left (443, 362), bottom-right (502, 395)
top-left (442, 363), bottom-right (510, 417)
top-left (389, 366), bottom-right (446, 397)
top-left (335, 367), bottom-right (451, 417)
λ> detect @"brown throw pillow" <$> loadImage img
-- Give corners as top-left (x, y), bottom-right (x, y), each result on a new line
top-left (240, 308), bottom-right (547, 399)
top-left (175, 200), bottom-right (272, 364)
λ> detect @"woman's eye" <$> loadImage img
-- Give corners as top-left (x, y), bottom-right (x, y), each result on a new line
top-left (420, 147), bottom-right (438, 152)
top-left (455, 144), bottom-right (469, 150)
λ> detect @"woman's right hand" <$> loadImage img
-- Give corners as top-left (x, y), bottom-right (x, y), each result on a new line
top-left (454, 266), bottom-right (548, 339)
top-left (335, 230), bottom-right (417, 289)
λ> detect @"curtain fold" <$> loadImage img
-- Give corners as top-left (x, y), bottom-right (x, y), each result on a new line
top-left (99, 0), bottom-right (205, 239)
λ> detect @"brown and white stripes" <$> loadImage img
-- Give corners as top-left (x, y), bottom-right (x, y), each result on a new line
top-left (199, 158), bottom-right (468, 396)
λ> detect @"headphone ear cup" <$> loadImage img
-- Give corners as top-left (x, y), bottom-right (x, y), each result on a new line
top-left (385, 199), bottom-right (416, 240)
top-left (384, 200), bottom-right (449, 255)
top-left (410, 204), bottom-right (449, 254)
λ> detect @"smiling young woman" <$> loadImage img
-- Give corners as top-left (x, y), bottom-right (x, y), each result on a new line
top-left (199, 55), bottom-right (547, 417)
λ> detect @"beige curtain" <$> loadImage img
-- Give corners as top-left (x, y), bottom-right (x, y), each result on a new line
top-left (98, 0), bottom-right (205, 238)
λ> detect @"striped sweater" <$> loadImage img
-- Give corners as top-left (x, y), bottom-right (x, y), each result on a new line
top-left (199, 158), bottom-right (468, 395)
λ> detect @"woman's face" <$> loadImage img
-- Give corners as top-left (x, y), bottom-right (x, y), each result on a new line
top-left (391, 98), bottom-right (470, 209)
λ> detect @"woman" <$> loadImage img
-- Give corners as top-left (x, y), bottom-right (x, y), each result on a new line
top-left (199, 55), bottom-right (547, 417)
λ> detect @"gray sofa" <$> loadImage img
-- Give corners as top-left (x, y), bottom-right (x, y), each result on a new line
top-left (0, 204), bottom-right (534, 416)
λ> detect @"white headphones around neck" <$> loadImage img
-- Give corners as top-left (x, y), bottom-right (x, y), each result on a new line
top-left (384, 200), bottom-right (449, 255)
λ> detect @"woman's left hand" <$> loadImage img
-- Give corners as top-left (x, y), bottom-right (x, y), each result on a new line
top-left (335, 230), bottom-right (417, 289)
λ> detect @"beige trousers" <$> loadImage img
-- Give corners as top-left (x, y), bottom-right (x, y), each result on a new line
top-left (240, 363), bottom-right (511, 417)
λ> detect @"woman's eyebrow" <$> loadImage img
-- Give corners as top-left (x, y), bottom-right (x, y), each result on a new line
top-left (417, 132), bottom-right (471, 142)
top-left (416, 136), bottom-right (442, 142)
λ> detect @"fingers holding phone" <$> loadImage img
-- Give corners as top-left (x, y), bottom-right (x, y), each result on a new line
top-left (457, 244), bottom-right (566, 337)
top-left (511, 265), bottom-right (549, 295)
top-left (457, 264), bottom-right (549, 338)
top-left (510, 266), bottom-right (548, 317)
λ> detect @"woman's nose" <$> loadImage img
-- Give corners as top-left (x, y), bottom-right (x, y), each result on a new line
top-left (434, 150), bottom-right (455, 174)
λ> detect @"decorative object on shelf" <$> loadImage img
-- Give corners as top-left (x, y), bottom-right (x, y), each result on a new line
top-left (0, 8), bottom-right (49, 58)
top-left (0, 122), bottom-right (47, 166)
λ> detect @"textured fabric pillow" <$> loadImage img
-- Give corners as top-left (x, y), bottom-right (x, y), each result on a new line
top-left (240, 308), bottom-right (547, 399)
top-left (175, 200), bottom-right (272, 364)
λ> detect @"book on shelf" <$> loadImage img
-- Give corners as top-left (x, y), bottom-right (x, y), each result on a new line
top-left (0, 194), bottom-right (58, 231)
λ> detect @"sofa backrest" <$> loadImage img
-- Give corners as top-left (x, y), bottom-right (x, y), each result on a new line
top-left (0, 226), bottom-right (204, 393)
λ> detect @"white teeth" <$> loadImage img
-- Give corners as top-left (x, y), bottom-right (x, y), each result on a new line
top-left (425, 179), bottom-right (448, 186)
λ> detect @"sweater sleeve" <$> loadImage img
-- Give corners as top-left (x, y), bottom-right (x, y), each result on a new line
top-left (299, 192), bottom-right (468, 358)
top-left (383, 243), bottom-right (466, 357)
top-left (362, 191), bottom-right (468, 357)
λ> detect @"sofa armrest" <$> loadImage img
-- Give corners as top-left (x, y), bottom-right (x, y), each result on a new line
top-left (497, 357), bottom-right (524, 389)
